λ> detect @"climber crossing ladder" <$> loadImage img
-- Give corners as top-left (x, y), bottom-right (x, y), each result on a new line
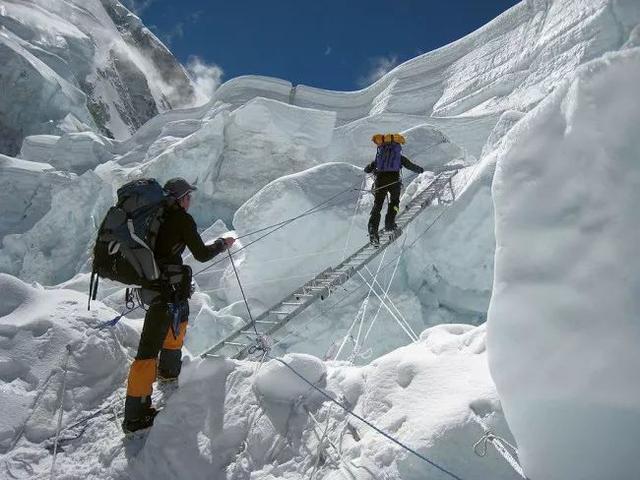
top-left (201, 169), bottom-right (457, 360)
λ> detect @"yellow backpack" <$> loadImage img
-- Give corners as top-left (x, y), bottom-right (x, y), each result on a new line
top-left (371, 133), bottom-right (406, 145)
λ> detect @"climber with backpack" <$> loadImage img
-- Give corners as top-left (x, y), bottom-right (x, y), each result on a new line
top-left (89, 177), bottom-right (234, 433)
top-left (364, 133), bottom-right (424, 246)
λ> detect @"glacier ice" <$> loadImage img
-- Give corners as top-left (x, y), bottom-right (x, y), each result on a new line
top-left (488, 47), bottom-right (640, 480)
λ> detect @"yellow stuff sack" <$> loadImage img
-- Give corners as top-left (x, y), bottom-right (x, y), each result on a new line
top-left (372, 133), bottom-right (405, 145)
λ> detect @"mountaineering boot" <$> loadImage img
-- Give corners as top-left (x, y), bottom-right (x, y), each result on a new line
top-left (157, 372), bottom-right (179, 384)
top-left (369, 232), bottom-right (380, 247)
top-left (384, 223), bottom-right (398, 232)
top-left (122, 407), bottom-right (159, 435)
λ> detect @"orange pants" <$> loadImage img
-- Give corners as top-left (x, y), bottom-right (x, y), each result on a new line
top-left (125, 302), bottom-right (188, 419)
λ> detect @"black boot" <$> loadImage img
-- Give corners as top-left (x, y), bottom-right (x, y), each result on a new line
top-left (384, 223), bottom-right (398, 232)
top-left (369, 232), bottom-right (380, 247)
top-left (122, 395), bottom-right (159, 434)
top-left (122, 407), bottom-right (159, 434)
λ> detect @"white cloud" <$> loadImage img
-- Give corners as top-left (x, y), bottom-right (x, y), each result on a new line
top-left (122, 0), bottom-right (155, 15)
top-left (358, 54), bottom-right (400, 88)
top-left (324, 46), bottom-right (332, 56)
top-left (185, 56), bottom-right (224, 105)
top-left (163, 22), bottom-right (184, 46)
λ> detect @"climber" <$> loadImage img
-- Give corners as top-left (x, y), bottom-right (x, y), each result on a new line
top-left (364, 133), bottom-right (424, 245)
top-left (122, 177), bottom-right (235, 434)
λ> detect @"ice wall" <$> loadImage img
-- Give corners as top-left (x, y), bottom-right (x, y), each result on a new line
top-left (0, 0), bottom-right (196, 154)
top-left (488, 48), bottom-right (640, 480)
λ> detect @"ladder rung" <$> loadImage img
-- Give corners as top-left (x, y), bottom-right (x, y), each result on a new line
top-left (199, 171), bottom-right (458, 360)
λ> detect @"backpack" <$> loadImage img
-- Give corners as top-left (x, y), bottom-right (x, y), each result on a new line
top-left (374, 142), bottom-right (403, 172)
top-left (88, 178), bottom-right (170, 309)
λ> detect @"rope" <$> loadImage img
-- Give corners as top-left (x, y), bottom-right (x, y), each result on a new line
top-left (473, 432), bottom-right (526, 478)
top-left (357, 271), bottom-right (417, 342)
top-left (361, 262), bottom-right (417, 340)
top-left (50, 345), bottom-right (72, 480)
top-left (470, 410), bottom-right (528, 479)
top-left (341, 176), bottom-right (365, 260)
top-left (362, 249), bottom-right (406, 345)
top-left (233, 180), bottom-right (363, 240)
top-left (227, 249), bottom-right (257, 336)
top-left (349, 249), bottom-right (389, 361)
top-left (334, 248), bottom-right (388, 361)
top-left (267, 354), bottom-right (466, 480)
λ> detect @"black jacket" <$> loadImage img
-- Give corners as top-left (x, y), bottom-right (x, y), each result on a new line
top-left (154, 205), bottom-right (225, 267)
top-left (364, 155), bottom-right (424, 186)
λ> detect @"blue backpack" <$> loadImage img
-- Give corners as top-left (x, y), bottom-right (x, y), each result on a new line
top-left (374, 142), bottom-right (402, 172)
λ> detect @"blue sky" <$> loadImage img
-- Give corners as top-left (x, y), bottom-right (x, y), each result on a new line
top-left (124, 0), bottom-right (521, 92)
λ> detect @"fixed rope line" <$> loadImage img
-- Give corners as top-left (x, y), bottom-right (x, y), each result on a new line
top-left (270, 193), bottom-right (453, 358)
top-left (361, 262), bottom-right (416, 340)
top-left (356, 271), bottom-right (417, 342)
top-left (201, 170), bottom-right (457, 359)
top-left (233, 178), bottom-right (365, 240)
top-left (363, 238), bottom-right (409, 345)
top-left (270, 283), bottom-right (369, 353)
top-left (470, 408), bottom-right (528, 479)
top-left (227, 249), bottom-right (259, 338)
top-left (50, 345), bottom-right (72, 480)
top-left (193, 183), bottom-right (362, 278)
top-left (334, 248), bottom-right (388, 361)
top-left (349, 248), bottom-right (388, 361)
top-left (341, 176), bottom-right (365, 260)
top-left (268, 354), bottom-right (467, 480)
top-left (347, 250), bottom-right (387, 360)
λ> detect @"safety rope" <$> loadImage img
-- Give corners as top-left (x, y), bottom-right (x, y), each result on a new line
top-left (361, 262), bottom-right (417, 340)
top-left (356, 271), bottom-right (417, 342)
top-left (362, 239), bottom-right (409, 345)
top-left (234, 172), bottom-right (418, 242)
top-left (348, 248), bottom-right (389, 362)
top-left (473, 431), bottom-right (526, 477)
top-left (471, 410), bottom-right (528, 478)
top-left (266, 354), bottom-right (467, 480)
top-left (333, 246), bottom-right (389, 361)
top-left (95, 169), bottom-right (428, 328)
top-left (227, 249), bottom-right (257, 335)
top-left (341, 176), bottom-right (366, 260)
top-left (50, 345), bottom-right (72, 480)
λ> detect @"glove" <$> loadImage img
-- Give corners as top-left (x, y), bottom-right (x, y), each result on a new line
top-left (418, 167), bottom-right (424, 174)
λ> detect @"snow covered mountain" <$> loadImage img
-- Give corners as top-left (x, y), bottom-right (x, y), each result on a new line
top-left (0, 0), bottom-right (639, 479)
top-left (0, 0), bottom-right (197, 156)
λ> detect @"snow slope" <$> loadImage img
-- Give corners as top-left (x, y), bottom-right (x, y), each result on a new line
top-left (488, 46), bottom-right (640, 480)
top-left (0, 0), bottom-right (196, 155)
top-left (0, 274), bottom-right (138, 453)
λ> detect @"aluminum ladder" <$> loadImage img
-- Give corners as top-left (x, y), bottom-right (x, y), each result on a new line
top-left (202, 169), bottom-right (457, 360)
